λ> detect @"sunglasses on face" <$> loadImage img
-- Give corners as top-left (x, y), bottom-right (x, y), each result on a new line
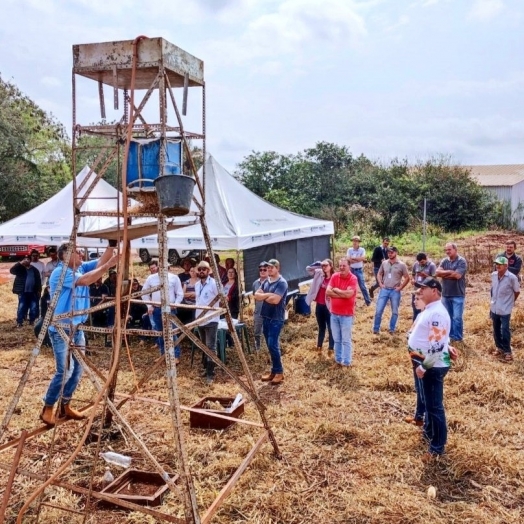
top-left (259, 268), bottom-right (267, 271)
top-left (197, 267), bottom-right (209, 271)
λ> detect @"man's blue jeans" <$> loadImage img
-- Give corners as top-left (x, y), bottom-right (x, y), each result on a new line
top-left (330, 314), bottom-right (353, 366)
top-left (44, 330), bottom-right (85, 406)
top-left (441, 296), bottom-right (465, 341)
top-left (419, 366), bottom-right (449, 455)
top-left (373, 288), bottom-right (401, 332)
top-left (17, 292), bottom-right (39, 325)
top-left (152, 307), bottom-right (180, 358)
top-left (350, 268), bottom-right (371, 305)
top-left (315, 303), bottom-right (334, 349)
top-left (262, 318), bottom-right (284, 374)
top-left (491, 312), bottom-right (511, 353)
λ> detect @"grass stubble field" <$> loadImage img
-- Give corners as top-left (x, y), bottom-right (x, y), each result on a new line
top-left (0, 232), bottom-right (523, 523)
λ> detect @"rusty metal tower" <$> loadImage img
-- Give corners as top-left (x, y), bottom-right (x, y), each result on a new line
top-left (0, 37), bottom-right (280, 524)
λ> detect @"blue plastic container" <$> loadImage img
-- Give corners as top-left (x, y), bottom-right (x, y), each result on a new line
top-left (126, 138), bottom-right (182, 189)
top-left (294, 294), bottom-right (311, 315)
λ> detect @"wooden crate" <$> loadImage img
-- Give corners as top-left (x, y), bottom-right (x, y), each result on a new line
top-left (100, 469), bottom-right (177, 507)
top-left (189, 396), bottom-right (245, 430)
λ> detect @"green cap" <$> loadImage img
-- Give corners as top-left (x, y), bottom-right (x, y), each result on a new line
top-left (494, 256), bottom-right (508, 265)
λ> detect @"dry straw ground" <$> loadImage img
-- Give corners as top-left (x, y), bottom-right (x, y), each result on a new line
top-left (1, 232), bottom-right (523, 523)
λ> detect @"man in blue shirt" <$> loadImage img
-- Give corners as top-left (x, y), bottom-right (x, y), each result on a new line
top-left (40, 243), bottom-right (119, 426)
top-left (254, 259), bottom-right (288, 384)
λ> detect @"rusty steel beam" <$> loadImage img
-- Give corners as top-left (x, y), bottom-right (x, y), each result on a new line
top-left (0, 430), bottom-right (27, 521)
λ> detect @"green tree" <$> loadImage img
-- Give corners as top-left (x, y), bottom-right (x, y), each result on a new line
top-left (0, 74), bottom-right (70, 221)
top-left (411, 158), bottom-right (496, 232)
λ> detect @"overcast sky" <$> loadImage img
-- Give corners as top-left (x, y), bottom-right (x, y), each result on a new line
top-left (1, 0), bottom-right (522, 171)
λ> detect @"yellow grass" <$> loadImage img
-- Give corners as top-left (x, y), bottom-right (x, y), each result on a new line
top-left (0, 232), bottom-right (523, 523)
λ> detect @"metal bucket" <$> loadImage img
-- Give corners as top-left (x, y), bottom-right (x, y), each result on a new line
top-left (154, 174), bottom-right (195, 216)
top-left (294, 293), bottom-right (311, 315)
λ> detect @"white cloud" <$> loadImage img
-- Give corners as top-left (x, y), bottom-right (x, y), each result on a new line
top-left (204, 0), bottom-right (367, 69)
top-left (385, 14), bottom-right (410, 32)
top-left (40, 76), bottom-right (62, 87)
top-left (468, 0), bottom-right (504, 20)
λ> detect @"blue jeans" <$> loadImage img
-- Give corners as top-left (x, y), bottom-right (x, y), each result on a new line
top-left (441, 296), bottom-right (465, 341)
top-left (17, 292), bottom-right (39, 324)
top-left (419, 366), bottom-right (449, 455)
top-left (315, 303), bottom-right (334, 349)
top-left (373, 288), bottom-right (401, 332)
top-left (491, 312), bottom-right (511, 353)
top-left (152, 307), bottom-right (180, 358)
top-left (330, 314), bottom-right (353, 365)
top-left (262, 318), bottom-right (284, 374)
top-left (45, 330), bottom-right (85, 406)
top-left (350, 268), bottom-right (371, 305)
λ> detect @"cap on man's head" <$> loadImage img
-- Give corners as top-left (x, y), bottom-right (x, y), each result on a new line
top-left (415, 277), bottom-right (442, 292)
top-left (267, 259), bottom-right (280, 268)
top-left (259, 261), bottom-right (269, 268)
top-left (352, 235), bottom-right (361, 241)
top-left (494, 256), bottom-right (508, 265)
top-left (387, 246), bottom-right (398, 253)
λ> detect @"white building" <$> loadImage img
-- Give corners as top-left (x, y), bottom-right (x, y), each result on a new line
top-left (468, 164), bottom-right (524, 231)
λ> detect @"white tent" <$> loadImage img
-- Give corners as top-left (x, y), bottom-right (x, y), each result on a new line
top-left (133, 155), bottom-right (334, 251)
top-left (0, 166), bottom-right (127, 248)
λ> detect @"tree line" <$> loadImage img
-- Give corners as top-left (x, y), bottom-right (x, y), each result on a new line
top-left (234, 142), bottom-right (501, 236)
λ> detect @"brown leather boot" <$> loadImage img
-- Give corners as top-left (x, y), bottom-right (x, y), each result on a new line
top-left (271, 374), bottom-right (284, 384)
top-left (59, 403), bottom-right (86, 420)
top-left (40, 405), bottom-right (56, 426)
top-left (261, 372), bottom-right (275, 382)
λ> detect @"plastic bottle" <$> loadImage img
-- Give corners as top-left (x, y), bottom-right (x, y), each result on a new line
top-left (227, 393), bottom-right (243, 413)
top-left (102, 467), bottom-right (114, 483)
top-left (99, 451), bottom-right (132, 468)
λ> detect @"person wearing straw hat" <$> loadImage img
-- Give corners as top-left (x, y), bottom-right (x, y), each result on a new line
top-left (408, 277), bottom-right (451, 459)
top-left (490, 256), bottom-right (520, 363)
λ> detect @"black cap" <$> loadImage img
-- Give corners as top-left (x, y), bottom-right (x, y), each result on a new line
top-left (414, 277), bottom-right (442, 292)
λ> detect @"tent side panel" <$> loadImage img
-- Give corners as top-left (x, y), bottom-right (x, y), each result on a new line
top-left (244, 235), bottom-right (331, 292)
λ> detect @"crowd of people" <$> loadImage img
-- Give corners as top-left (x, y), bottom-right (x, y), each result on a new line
top-left (303, 237), bottom-right (521, 459)
top-left (9, 239), bottom-right (520, 460)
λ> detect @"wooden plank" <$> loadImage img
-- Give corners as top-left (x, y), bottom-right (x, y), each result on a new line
top-left (201, 432), bottom-right (268, 524)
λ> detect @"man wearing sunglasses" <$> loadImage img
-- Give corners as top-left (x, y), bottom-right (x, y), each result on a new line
top-left (40, 243), bottom-right (119, 426)
top-left (252, 261), bottom-right (269, 351)
top-left (195, 261), bottom-right (220, 384)
top-left (254, 259), bottom-right (288, 384)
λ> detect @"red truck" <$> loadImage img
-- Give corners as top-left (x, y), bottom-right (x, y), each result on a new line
top-left (0, 244), bottom-right (54, 260)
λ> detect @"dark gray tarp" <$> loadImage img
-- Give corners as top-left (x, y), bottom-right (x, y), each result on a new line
top-left (243, 235), bottom-right (331, 292)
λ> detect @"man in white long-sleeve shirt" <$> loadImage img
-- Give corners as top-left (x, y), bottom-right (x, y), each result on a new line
top-left (142, 259), bottom-right (184, 363)
top-left (195, 260), bottom-right (220, 384)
